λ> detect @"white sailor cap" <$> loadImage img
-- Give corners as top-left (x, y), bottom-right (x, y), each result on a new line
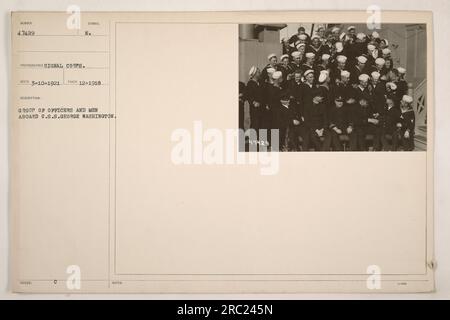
top-left (371, 71), bottom-right (381, 80)
top-left (299, 34), bottom-right (307, 40)
top-left (358, 73), bottom-right (370, 82)
top-left (272, 70), bottom-right (283, 80)
top-left (267, 67), bottom-right (276, 75)
top-left (305, 52), bottom-right (315, 59)
top-left (357, 56), bottom-right (368, 64)
top-left (311, 35), bottom-right (320, 40)
top-left (336, 55), bottom-right (347, 63)
top-left (382, 48), bottom-right (391, 55)
top-left (386, 82), bottom-right (397, 90)
top-left (331, 26), bottom-right (340, 33)
top-left (268, 53), bottom-right (277, 60)
top-left (347, 26), bottom-right (356, 31)
top-left (335, 41), bottom-right (344, 52)
top-left (318, 70), bottom-right (329, 83)
top-left (248, 66), bottom-right (258, 77)
top-left (291, 51), bottom-right (301, 58)
top-left (322, 53), bottom-right (331, 61)
top-left (296, 43), bottom-right (306, 49)
top-left (372, 31), bottom-right (380, 38)
top-left (367, 44), bottom-right (376, 51)
top-left (402, 95), bottom-right (413, 103)
top-left (304, 69), bottom-right (314, 77)
top-left (341, 70), bottom-right (350, 78)
top-left (356, 32), bottom-right (366, 40)
top-left (375, 57), bottom-right (386, 65)
top-left (280, 54), bottom-right (289, 61)
top-left (397, 67), bottom-right (407, 74)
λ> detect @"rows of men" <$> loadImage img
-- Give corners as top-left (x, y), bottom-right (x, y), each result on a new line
top-left (239, 25), bottom-right (416, 151)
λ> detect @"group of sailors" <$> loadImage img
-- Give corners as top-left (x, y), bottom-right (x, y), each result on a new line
top-left (238, 25), bottom-right (416, 151)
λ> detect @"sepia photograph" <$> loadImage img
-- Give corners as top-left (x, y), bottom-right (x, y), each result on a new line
top-left (239, 23), bottom-right (427, 151)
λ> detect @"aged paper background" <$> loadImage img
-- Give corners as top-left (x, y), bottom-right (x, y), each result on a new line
top-left (9, 10), bottom-right (434, 293)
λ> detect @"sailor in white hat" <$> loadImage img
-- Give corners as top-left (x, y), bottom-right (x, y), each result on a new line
top-left (373, 57), bottom-right (386, 75)
top-left (308, 34), bottom-right (324, 56)
top-left (356, 74), bottom-right (371, 101)
top-left (341, 70), bottom-right (351, 80)
top-left (386, 81), bottom-right (397, 93)
top-left (318, 53), bottom-right (331, 72)
top-left (261, 54), bottom-right (278, 82)
top-left (356, 32), bottom-right (366, 41)
top-left (305, 52), bottom-right (315, 59)
top-left (303, 69), bottom-right (315, 88)
top-left (401, 95), bottom-right (413, 104)
top-left (290, 51), bottom-right (303, 70)
top-left (303, 52), bottom-right (316, 70)
top-left (381, 48), bottom-right (391, 58)
top-left (330, 55), bottom-right (348, 84)
top-left (358, 73), bottom-right (370, 83)
top-left (399, 95), bottom-right (416, 150)
top-left (336, 55), bottom-right (347, 65)
top-left (246, 66), bottom-right (263, 132)
top-left (280, 54), bottom-right (289, 62)
top-left (296, 42), bottom-right (306, 53)
top-left (366, 43), bottom-right (379, 61)
top-left (367, 44), bottom-right (376, 52)
top-left (248, 66), bottom-right (259, 78)
top-left (331, 26), bottom-right (340, 41)
top-left (334, 69), bottom-right (356, 107)
top-left (279, 54), bottom-right (292, 83)
top-left (272, 70), bottom-right (283, 81)
top-left (370, 71), bottom-right (387, 116)
top-left (394, 67), bottom-right (408, 97)
top-left (375, 57), bottom-right (386, 67)
top-left (268, 53), bottom-right (277, 62)
top-left (336, 70), bottom-right (351, 87)
top-left (318, 70), bottom-right (329, 85)
top-left (322, 53), bottom-right (331, 61)
top-left (347, 25), bottom-right (356, 38)
top-left (266, 67), bottom-right (276, 81)
top-left (357, 56), bottom-right (368, 64)
top-left (371, 71), bottom-right (381, 81)
top-left (351, 56), bottom-right (369, 84)
top-left (335, 41), bottom-right (344, 53)
top-left (397, 67), bottom-right (406, 75)
top-left (298, 33), bottom-right (308, 43)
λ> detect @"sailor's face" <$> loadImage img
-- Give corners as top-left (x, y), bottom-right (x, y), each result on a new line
top-left (269, 57), bottom-right (277, 65)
